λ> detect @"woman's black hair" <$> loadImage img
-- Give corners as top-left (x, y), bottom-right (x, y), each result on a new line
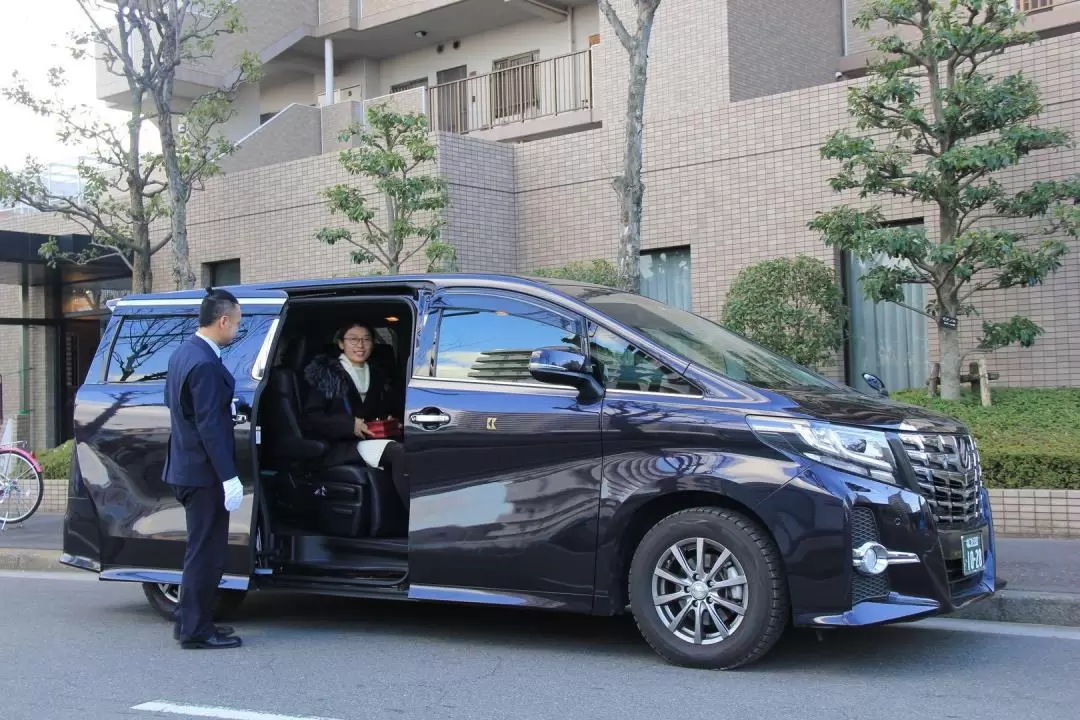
top-left (334, 320), bottom-right (376, 345)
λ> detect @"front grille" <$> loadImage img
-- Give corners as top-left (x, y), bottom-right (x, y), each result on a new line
top-left (899, 433), bottom-right (984, 525)
top-left (851, 506), bottom-right (889, 604)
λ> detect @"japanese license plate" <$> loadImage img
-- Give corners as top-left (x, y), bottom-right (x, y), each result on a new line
top-left (961, 532), bottom-right (984, 576)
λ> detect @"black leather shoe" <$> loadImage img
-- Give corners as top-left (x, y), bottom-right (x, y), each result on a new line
top-left (174, 624), bottom-right (235, 641)
top-left (180, 633), bottom-right (242, 649)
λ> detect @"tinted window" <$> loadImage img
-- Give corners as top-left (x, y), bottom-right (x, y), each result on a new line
top-left (589, 325), bottom-right (696, 394)
top-left (435, 307), bottom-right (580, 384)
top-left (107, 315), bottom-right (272, 383)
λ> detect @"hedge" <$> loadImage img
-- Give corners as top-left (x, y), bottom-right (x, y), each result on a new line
top-left (37, 439), bottom-right (74, 480)
top-left (893, 388), bottom-right (1080, 490)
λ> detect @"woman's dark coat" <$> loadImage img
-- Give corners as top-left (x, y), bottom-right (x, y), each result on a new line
top-left (300, 352), bottom-right (399, 467)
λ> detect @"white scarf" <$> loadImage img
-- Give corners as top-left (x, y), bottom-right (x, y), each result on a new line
top-left (339, 353), bottom-right (370, 402)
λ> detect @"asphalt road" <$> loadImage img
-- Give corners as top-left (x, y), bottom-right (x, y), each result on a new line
top-left (2, 572), bottom-right (1079, 720)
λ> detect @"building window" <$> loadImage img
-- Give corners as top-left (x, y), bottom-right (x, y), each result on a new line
top-left (640, 247), bottom-right (691, 311)
top-left (434, 305), bottom-right (580, 384)
top-left (843, 220), bottom-right (929, 394)
top-left (1016, 1), bottom-right (1054, 13)
top-left (203, 259), bottom-right (241, 287)
top-left (492, 51), bottom-right (539, 120)
top-left (391, 78), bottom-right (428, 93)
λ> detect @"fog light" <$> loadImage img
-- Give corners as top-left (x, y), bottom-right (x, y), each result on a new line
top-left (853, 542), bottom-right (889, 575)
top-left (852, 541), bottom-right (920, 575)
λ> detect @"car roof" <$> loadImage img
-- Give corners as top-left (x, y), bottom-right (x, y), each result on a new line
top-left (113, 272), bottom-right (619, 304)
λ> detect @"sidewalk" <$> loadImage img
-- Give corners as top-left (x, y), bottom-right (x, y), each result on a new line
top-left (3, 513), bottom-right (1079, 625)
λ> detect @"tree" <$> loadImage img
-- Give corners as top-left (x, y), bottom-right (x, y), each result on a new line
top-left (316, 104), bottom-right (456, 275)
top-left (532, 259), bottom-right (619, 287)
top-left (599, 0), bottom-right (663, 293)
top-left (721, 256), bottom-right (847, 369)
top-left (0, 54), bottom-right (168, 293)
top-left (809, 1), bottom-right (1080, 399)
top-left (86, 0), bottom-right (262, 289)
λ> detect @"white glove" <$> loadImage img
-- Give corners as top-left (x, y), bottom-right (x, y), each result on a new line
top-left (222, 478), bottom-right (243, 512)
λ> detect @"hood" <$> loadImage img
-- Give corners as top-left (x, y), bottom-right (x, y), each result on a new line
top-left (764, 387), bottom-right (969, 435)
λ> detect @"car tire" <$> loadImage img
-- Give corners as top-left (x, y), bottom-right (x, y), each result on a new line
top-left (628, 507), bottom-right (789, 670)
top-left (142, 583), bottom-right (248, 623)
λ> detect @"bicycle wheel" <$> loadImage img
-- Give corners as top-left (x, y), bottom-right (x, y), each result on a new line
top-left (0, 449), bottom-right (44, 524)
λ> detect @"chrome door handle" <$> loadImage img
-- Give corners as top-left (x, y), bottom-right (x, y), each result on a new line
top-left (410, 412), bottom-right (451, 426)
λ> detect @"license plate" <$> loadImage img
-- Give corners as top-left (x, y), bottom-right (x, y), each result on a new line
top-left (961, 532), bottom-right (984, 576)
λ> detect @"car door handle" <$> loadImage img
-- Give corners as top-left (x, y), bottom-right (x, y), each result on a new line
top-left (410, 411), bottom-right (451, 426)
top-left (231, 397), bottom-right (249, 425)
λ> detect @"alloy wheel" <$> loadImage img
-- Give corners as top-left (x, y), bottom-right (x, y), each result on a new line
top-left (651, 537), bottom-right (749, 645)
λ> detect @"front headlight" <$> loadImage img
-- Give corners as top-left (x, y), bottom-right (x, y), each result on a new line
top-left (746, 415), bottom-right (900, 484)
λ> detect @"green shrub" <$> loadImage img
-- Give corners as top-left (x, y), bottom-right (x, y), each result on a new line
top-left (893, 388), bottom-right (1080, 490)
top-left (531, 259), bottom-right (618, 287)
top-left (37, 440), bottom-right (74, 479)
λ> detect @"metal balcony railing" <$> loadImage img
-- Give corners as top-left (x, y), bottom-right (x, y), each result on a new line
top-left (1017, 0), bottom-right (1054, 11)
top-left (427, 49), bottom-right (593, 135)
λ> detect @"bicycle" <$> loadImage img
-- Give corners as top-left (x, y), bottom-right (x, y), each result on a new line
top-left (0, 439), bottom-right (45, 529)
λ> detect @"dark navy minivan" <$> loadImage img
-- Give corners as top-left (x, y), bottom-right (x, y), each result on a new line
top-left (59, 273), bottom-right (996, 669)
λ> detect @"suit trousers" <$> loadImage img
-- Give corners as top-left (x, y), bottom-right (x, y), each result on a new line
top-left (173, 482), bottom-right (229, 642)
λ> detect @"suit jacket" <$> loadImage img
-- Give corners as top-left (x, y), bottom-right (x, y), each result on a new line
top-left (300, 352), bottom-right (399, 467)
top-left (162, 335), bottom-right (238, 487)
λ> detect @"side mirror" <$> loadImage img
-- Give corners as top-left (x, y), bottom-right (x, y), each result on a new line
top-left (529, 347), bottom-right (603, 402)
top-left (861, 372), bottom-right (889, 398)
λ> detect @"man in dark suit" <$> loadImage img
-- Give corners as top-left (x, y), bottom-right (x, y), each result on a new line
top-left (163, 288), bottom-right (245, 649)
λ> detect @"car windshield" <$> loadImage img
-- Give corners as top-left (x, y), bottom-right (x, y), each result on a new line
top-left (560, 284), bottom-right (839, 391)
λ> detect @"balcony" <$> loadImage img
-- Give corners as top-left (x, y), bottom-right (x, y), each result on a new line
top-left (427, 49), bottom-right (596, 141)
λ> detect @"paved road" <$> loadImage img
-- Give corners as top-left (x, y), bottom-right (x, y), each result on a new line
top-left (5, 513), bottom-right (1079, 593)
top-left (3, 572), bottom-right (1080, 720)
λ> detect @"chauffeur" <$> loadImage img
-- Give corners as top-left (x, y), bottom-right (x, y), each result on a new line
top-left (162, 288), bottom-right (245, 649)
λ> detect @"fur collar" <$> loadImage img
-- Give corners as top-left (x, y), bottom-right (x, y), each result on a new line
top-left (303, 353), bottom-right (350, 399)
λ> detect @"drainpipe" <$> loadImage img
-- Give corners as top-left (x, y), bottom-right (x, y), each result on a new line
top-left (841, 0), bottom-right (849, 56)
top-left (324, 37), bottom-right (335, 105)
top-left (568, 5), bottom-right (575, 53)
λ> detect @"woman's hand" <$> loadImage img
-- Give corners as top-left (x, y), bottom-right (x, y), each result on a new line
top-left (354, 418), bottom-right (373, 438)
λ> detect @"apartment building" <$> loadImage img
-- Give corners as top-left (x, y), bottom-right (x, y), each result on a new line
top-left (1, 0), bottom-right (1078, 452)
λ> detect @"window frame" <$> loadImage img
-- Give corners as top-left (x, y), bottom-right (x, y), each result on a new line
top-left (428, 289), bottom-right (587, 389)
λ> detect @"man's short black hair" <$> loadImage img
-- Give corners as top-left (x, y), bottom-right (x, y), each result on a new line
top-left (199, 287), bottom-right (239, 328)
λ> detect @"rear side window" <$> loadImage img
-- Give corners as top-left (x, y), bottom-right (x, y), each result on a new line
top-left (107, 315), bottom-right (274, 383)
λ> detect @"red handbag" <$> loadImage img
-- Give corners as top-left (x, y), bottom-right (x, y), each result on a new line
top-left (365, 418), bottom-right (402, 439)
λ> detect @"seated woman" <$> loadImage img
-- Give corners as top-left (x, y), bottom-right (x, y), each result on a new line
top-left (300, 321), bottom-right (407, 509)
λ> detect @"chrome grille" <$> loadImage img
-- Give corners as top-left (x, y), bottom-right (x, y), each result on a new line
top-left (899, 433), bottom-right (983, 525)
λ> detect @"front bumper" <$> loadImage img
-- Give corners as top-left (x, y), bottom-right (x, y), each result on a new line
top-left (790, 481), bottom-right (997, 628)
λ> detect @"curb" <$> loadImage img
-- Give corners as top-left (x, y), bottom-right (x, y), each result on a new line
top-left (951, 589), bottom-right (1080, 628)
top-left (0, 548), bottom-right (75, 572)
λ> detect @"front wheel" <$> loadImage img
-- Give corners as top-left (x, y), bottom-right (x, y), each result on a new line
top-left (0, 449), bottom-right (44, 524)
top-left (142, 582), bottom-right (247, 622)
top-left (628, 507), bottom-right (789, 670)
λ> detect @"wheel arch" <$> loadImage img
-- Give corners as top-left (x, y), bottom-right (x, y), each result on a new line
top-left (604, 489), bottom-right (778, 614)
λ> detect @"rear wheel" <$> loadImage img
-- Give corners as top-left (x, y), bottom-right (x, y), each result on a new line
top-left (628, 507), bottom-right (789, 670)
top-left (0, 449), bottom-right (44, 524)
top-left (142, 582), bottom-right (247, 622)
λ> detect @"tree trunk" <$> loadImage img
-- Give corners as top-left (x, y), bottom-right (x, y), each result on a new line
top-left (938, 321), bottom-right (962, 401)
top-left (169, 185), bottom-right (196, 289)
top-left (613, 7), bottom-right (657, 294)
top-left (131, 223), bottom-right (154, 294)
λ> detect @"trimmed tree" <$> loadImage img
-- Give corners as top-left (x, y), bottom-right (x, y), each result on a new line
top-left (721, 256), bottom-right (846, 369)
top-left (85, 0), bottom-right (262, 290)
top-left (809, 0), bottom-right (1079, 400)
top-left (599, 0), bottom-right (663, 293)
top-left (316, 105), bottom-right (456, 275)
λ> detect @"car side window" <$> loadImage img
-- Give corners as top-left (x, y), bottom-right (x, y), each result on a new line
top-left (107, 314), bottom-right (271, 383)
top-left (588, 325), bottom-right (697, 395)
top-left (434, 301), bottom-right (581, 385)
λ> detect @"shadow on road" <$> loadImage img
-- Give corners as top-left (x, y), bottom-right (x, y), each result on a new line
top-left (103, 587), bottom-right (987, 671)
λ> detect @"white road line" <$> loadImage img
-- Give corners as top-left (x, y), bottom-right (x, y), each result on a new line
top-left (131, 701), bottom-right (343, 720)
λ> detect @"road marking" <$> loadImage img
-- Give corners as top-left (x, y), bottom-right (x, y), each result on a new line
top-left (904, 617), bottom-right (1080, 641)
top-left (132, 701), bottom-right (343, 720)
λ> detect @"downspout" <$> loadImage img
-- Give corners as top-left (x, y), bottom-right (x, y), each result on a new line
top-left (568, 5), bottom-right (575, 53)
top-left (841, 0), bottom-right (849, 56)
top-left (324, 37), bottom-right (335, 104)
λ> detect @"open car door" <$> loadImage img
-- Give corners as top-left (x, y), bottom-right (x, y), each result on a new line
top-left (62, 289), bottom-right (286, 593)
